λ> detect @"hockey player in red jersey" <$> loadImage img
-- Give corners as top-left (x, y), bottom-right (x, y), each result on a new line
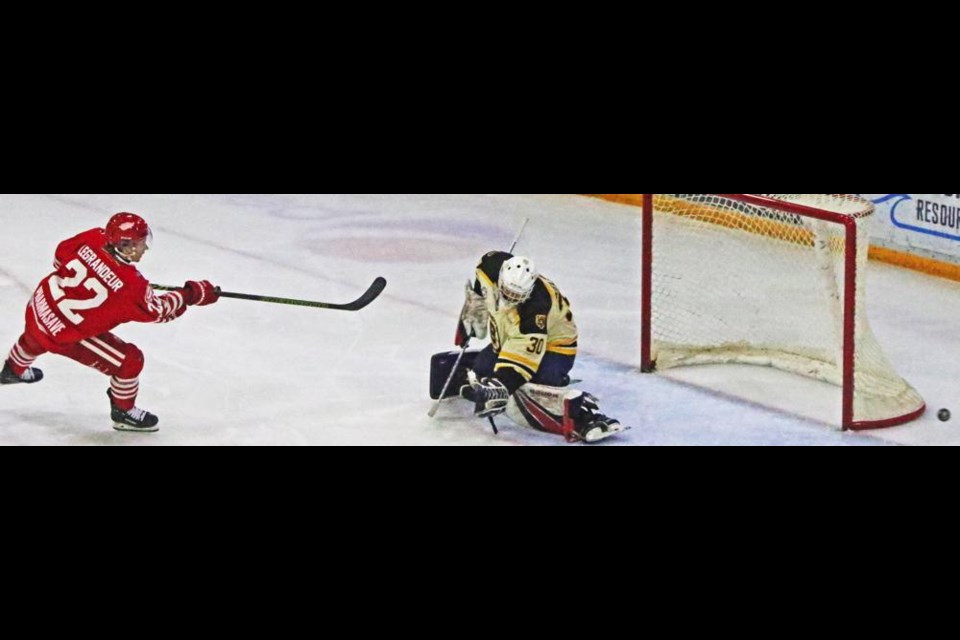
top-left (0, 212), bottom-right (219, 432)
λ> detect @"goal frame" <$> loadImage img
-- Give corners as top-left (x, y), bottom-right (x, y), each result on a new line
top-left (640, 193), bottom-right (925, 431)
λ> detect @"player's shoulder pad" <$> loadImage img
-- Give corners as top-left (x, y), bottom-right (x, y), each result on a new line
top-left (122, 268), bottom-right (149, 291)
top-left (58, 228), bottom-right (102, 252)
top-left (517, 279), bottom-right (551, 334)
top-left (78, 228), bottom-right (108, 245)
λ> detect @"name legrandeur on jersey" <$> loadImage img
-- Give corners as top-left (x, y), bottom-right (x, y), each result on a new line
top-left (77, 245), bottom-right (125, 292)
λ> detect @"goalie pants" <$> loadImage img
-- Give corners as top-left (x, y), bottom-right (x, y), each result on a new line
top-left (472, 344), bottom-right (574, 387)
top-left (8, 329), bottom-right (145, 411)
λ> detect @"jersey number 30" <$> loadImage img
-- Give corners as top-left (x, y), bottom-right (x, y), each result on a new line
top-left (48, 259), bottom-right (109, 324)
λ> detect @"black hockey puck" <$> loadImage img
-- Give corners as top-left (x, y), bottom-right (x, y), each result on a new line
top-left (938, 408), bottom-right (951, 422)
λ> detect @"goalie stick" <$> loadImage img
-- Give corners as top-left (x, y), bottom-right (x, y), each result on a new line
top-left (151, 277), bottom-right (387, 311)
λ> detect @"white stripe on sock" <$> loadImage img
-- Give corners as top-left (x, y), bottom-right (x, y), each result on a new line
top-left (13, 344), bottom-right (36, 363)
top-left (9, 346), bottom-right (35, 368)
top-left (9, 354), bottom-right (30, 368)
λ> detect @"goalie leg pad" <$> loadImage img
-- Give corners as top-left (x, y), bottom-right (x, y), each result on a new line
top-left (506, 383), bottom-right (627, 443)
top-left (506, 383), bottom-right (581, 437)
top-left (430, 348), bottom-right (481, 399)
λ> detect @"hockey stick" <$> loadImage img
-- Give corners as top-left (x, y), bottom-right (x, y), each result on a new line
top-left (427, 345), bottom-right (470, 417)
top-left (509, 218), bottom-right (529, 255)
top-left (427, 218), bottom-right (529, 418)
top-left (151, 277), bottom-right (387, 311)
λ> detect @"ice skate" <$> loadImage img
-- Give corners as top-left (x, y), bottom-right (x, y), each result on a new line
top-left (567, 392), bottom-right (628, 444)
top-left (0, 360), bottom-right (43, 385)
top-left (108, 390), bottom-right (159, 433)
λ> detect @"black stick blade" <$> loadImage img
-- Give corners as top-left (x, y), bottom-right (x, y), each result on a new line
top-left (341, 277), bottom-right (387, 311)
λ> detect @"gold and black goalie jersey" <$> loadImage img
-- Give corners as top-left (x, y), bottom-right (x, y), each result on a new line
top-left (473, 252), bottom-right (578, 390)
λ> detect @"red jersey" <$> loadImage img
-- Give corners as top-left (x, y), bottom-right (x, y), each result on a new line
top-left (25, 228), bottom-right (188, 347)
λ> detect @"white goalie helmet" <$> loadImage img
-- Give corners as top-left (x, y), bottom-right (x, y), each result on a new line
top-left (498, 256), bottom-right (538, 306)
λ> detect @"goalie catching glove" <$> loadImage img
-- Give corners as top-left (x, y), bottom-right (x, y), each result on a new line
top-left (456, 280), bottom-right (488, 345)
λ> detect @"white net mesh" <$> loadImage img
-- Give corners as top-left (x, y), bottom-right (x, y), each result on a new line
top-left (649, 194), bottom-right (924, 428)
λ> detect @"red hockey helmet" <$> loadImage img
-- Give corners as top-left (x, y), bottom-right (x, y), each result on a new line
top-left (105, 212), bottom-right (152, 249)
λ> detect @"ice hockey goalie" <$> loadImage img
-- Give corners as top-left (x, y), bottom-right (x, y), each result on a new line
top-left (432, 250), bottom-right (628, 443)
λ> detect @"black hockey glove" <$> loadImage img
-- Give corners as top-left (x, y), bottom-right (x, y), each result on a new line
top-left (471, 377), bottom-right (510, 418)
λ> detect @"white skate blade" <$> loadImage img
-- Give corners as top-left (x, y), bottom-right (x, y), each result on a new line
top-left (112, 422), bottom-right (159, 433)
top-left (581, 423), bottom-right (629, 443)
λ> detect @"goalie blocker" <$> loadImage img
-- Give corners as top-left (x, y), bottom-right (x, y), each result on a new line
top-left (430, 350), bottom-right (627, 443)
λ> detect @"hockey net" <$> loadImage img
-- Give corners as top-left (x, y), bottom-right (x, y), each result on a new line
top-left (640, 194), bottom-right (925, 430)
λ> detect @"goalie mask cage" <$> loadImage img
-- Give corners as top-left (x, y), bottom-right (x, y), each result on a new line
top-left (640, 194), bottom-right (925, 430)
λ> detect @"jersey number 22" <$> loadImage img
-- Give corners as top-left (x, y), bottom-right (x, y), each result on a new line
top-left (48, 259), bottom-right (109, 324)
